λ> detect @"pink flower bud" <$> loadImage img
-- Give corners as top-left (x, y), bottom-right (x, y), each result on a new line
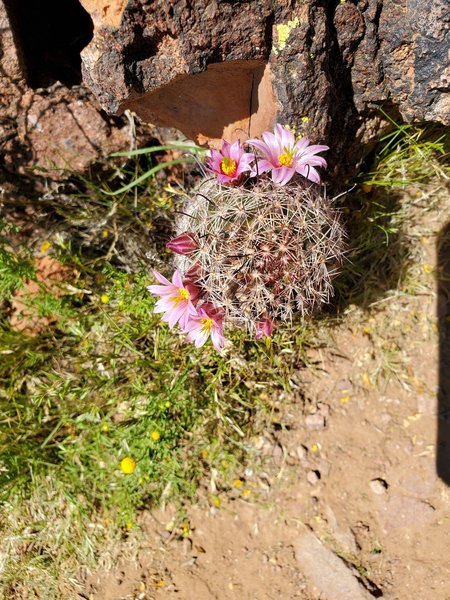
top-left (255, 318), bottom-right (276, 340)
top-left (166, 232), bottom-right (198, 255)
top-left (184, 262), bottom-right (202, 282)
top-left (184, 281), bottom-right (201, 303)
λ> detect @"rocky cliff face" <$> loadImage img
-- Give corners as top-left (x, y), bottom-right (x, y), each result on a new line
top-left (0, 0), bottom-right (132, 178)
top-left (1, 0), bottom-right (448, 180)
top-left (78, 0), bottom-right (449, 177)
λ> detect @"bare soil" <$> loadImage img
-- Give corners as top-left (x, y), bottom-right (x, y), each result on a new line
top-left (85, 186), bottom-right (450, 600)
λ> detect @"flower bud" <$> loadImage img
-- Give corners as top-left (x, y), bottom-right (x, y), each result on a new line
top-left (255, 318), bottom-right (276, 340)
top-left (166, 232), bottom-right (198, 255)
top-left (184, 262), bottom-right (202, 282)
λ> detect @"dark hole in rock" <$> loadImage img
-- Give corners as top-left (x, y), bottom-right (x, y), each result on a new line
top-left (3, 0), bottom-right (94, 88)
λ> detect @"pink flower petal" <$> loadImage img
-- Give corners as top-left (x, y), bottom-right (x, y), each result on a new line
top-left (147, 284), bottom-right (175, 296)
top-left (275, 124), bottom-right (295, 150)
top-left (250, 159), bottom-right (273, 177)
top-left (297, 164), bottom-right (321, 184)
top-left (153, 270), bottom-right (172, 286)
top-left (211, 328), bottom-right (225, 352)
top-left (294, 137), bottom-right (311, 153)
top-left (272, 165), bottom-right (295, 186)
top-left (304, 144), bottom-right (329, 154)
top-left (162, 303), bottom-right (185, 329)
top-left (172, 270), bottom-right (183, 288)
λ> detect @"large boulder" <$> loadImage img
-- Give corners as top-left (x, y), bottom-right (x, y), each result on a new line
top-left (0, 0), bottom-right (134, 179)
top-left (79, 0), bottom-right (450, 177)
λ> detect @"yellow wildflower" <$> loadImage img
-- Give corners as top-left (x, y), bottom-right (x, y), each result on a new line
top-left (120, 457), bottom-right (136, 474)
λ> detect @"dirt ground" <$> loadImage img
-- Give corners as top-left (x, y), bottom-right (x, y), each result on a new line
top-left (84, 185), bottom-right (450, 600)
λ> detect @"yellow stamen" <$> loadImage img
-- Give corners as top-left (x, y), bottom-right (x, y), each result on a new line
top-left (220, 157), bottom-right (237, 177)
top-left (278, 150), bottom-right (294, 167)
top-left (171, 287), bottom-right (190, 304)
top-left (200, 317), bottom-right (213, 332)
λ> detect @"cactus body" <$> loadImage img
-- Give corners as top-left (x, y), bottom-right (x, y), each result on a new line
top-left (177, 180), bottom-right (345, 334)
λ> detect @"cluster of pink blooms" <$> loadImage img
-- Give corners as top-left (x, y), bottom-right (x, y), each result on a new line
top-left (207, 123), bottom-right (328, 186)
top-left (147, 269), bottom-right (227, 352)
top-left (148, 265), bottom-right (275, 353)
top-left (148, 124), bottom-right (328, 353)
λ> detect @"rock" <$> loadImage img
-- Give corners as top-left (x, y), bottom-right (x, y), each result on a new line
top-left (271, 443), bottom-right (284, 465)
top-left (336, 379), bottom-right (353, 394)
top-left (79, 0), bottom-right (279, 148)
top-left (375, 494), bottom-right (435, 534)
top-left (78, 0), bottom-right (449, 179)
top-left (370, 478), bottom-right (389, 495)
top-left (306, 470), bottom-right (320, 486)
top-left (294, 527), bottom-right (374, 600)
top-left (323, 506), bottom-right (358, 555)
top-left (0, 0), bottom-right (138, 179)
top-left (296, 445), bottom-right (308, 460)
top-left (182, 537), bottom-right (193, 555)
top-left (3, 85), bottom-right (133, 178)
top-left (317, 459), bottom-right (331, 478)
top-left (317, 402), bottom-right (330, 418)
top-left (399, 465), bottom-right (438, 497)
top-left (305, 412), bottom-right (326, 431)
top-left (1, 0), bottom-right (448, 181)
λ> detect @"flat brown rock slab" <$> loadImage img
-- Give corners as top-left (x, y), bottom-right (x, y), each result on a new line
top-left (294, 528), bottom-right (376, 600)
top-left (374, 494), bottom-right (436, 534)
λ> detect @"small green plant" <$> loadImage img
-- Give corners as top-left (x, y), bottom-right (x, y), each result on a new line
top-left (0, 220), bottom-right (34, 301)
top-left (0, 223), bottom-right (303, 598)
top-left (358, 109), bottom-right (449, 187)
top-left (105, 141), bottom-right (205, 196)
top-left (334, 114), bottom-right (449, 308)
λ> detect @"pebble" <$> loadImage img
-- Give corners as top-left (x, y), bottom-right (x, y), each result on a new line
top-left (305, 413), bottom-right (326, 431)
top-left (317, 402), bottom-right (330, 417)
top-left (370, 478), bottom-right (389, 495)
top-left (296, 445), bottom-right (308, 460)
top-left (182, 537), bottom-right (193, 555)
top-left (271, 443), bottom-right (284, 464)
top-left (307, 470), bottom-right (321, 486)
top-left (260, 438), bottom-right (277, 457)
top-left (318, 459), bottom-right (331, 478)
top-left (336, 379), bottom-right (353, 394)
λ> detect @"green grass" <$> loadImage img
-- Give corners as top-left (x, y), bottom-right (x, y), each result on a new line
top-left (0, 118), bottom-right (448, 598)
top-left (333, 112), bottom-right (449, 308)
top-left (0, 229), bottom-right (309, 598)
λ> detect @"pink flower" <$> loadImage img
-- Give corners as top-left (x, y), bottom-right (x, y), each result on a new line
top-left (247, 124), bottom-right (329, 185)
top-left (166, 232), bottom-right (198, 255)
top-left (206, 140), bottom-right (254, 185)
top-left (255, 318), bottom-right (276, 340)
top-left (147, 270), bottom-right (198, 329)
top-left (183, 303), bottom-right (227, 353)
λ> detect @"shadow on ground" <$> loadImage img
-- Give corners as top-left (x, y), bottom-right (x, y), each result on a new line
top-left (437, 221), bottom-right (450, 485)
top-left (332, 186), bottom-right (407, 311)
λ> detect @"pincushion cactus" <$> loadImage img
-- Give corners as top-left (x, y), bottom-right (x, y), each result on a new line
top-left (148, 124), bottom-right (345, 352)
top-left (177, 179), bottom-right (345, 336)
